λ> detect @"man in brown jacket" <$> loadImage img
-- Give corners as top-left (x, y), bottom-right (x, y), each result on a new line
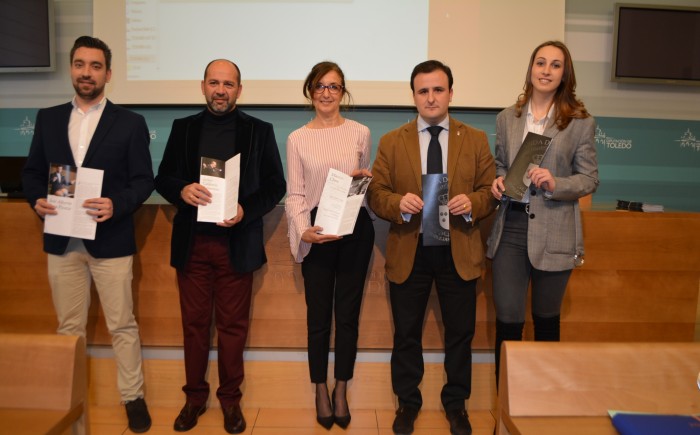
top-left (367, 60), bottom-right (495, 435)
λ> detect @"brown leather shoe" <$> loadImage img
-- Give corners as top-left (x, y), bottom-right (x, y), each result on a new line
top-left (223, 404), bottom-right (246, 434)
top-left (173, 402), bottom-right (206, 432)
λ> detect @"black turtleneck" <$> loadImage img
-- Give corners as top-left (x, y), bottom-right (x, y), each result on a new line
top-left (197, 108), bottom-right (238, 236)
top-left (200, 108), bottom-right (238, 161)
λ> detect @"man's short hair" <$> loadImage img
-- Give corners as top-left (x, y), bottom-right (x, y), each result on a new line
top-left (70, 36), bottom-right (112, 70)
top-left (410, 60), bottom-right (454, 92)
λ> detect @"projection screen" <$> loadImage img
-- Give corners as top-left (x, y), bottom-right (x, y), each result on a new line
top-left (94, 0), bottom-right (564, 107)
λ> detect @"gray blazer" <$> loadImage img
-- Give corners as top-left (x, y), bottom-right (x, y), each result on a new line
top-left (485, 105), bottom-right (599, 271)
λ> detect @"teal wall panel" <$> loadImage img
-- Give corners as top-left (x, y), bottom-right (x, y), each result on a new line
top-left (2, 107), bottom-right (698, 211)
top-left (594, 117), bottom-right (700, 210)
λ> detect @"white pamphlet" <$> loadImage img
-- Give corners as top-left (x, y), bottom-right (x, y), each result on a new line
top-left (197, 154), bottom-right (240, 223)
top-left (44, 164), bottom-right (104, 240)
top-left (314, 168), bottom-right (371, 236)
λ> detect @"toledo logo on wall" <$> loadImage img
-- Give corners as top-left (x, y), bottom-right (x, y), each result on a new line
top-left (676, 129), bottom-right (700, 152)
top-left (595, 125), bottom-right (632, 150)
top-left (14, 116), bottom-right (34, 136)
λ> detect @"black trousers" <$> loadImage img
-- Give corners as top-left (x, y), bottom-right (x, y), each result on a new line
top-left (302, 207), bottom-right (375, 383)
top-left (389, 238), bottom-right (477, 411)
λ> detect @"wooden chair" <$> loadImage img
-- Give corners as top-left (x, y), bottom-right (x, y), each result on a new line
top-left (496, 341), bottom-right (700, 435)
top-left (0, 333), bottom-right (89, 435)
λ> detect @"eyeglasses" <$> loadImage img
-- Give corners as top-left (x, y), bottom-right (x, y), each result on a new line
top-left (313, 83), bottom-right (343, 95)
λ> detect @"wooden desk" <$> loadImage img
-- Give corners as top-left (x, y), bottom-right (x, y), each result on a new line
top-left (0, 333), bottom-right (88, 434)
top-left (0, 407), bottom-right (86, 435)
top-left (496, 342), bottom-right (700, 435)
top-left (505, 416), bottom-right (618, 435)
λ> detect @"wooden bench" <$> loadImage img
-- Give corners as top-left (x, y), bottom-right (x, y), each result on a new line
top-left (496, 341), bottom-right (700, 435)
top-left (0, 333), bottom-right (89, 435)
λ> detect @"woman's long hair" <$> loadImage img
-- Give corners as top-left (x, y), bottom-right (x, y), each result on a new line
top-left (515, 40), bottom-right (589, 130)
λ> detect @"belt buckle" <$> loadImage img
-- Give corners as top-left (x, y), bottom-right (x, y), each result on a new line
top-left (524, 203), bottom-right (530, 214)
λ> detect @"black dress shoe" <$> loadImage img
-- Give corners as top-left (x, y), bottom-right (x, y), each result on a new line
top-left (174, 402), bottom-right (207, 432)
top-left (332, 388), bottom-right (351, 429)
top-left (445, 408), bottom-right (472, 435)
top-left (392, 406), bottom-right (419, 435)
top-left (125, 397), bottom-right (152, 433)
top-left (223, 404), bottom-right (246, 434)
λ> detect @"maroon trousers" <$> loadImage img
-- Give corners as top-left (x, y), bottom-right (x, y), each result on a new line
top-left (176, 234), bottom-right (253, 408)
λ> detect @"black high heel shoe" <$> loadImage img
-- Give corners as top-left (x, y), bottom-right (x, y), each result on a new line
top-left (332, 389), bottom-right (351, 429)
top-left (316, 414), bottom-right (334, 430)
top-left (316, 387), bottom-right (334, 430)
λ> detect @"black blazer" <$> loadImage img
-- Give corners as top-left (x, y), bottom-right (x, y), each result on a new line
top-left (154, 109), bottom-right (286, 273)
top-left (22, 100), bottom-right (155, 258)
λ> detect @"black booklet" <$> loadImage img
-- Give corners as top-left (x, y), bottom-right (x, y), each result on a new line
top-left (421, 173), bottom-right (449, 246)
top-left (503, 132), bottom-right (552, 201)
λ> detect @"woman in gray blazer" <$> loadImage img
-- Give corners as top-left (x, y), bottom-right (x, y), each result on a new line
top-left (486, 40), bottom-right (599, 386)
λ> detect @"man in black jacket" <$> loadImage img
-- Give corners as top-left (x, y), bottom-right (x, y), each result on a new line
top-left (155, 59), bottom-right (286, 434)
top-left (22, 36), bottom-right (154, 433)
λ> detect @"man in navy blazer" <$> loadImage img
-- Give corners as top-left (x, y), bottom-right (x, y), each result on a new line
top-left (155, 59), bottom-right (285, 434)
top-left (22, 36), bottom-right (154, 433)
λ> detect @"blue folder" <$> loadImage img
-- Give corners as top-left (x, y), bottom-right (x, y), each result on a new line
top-left (610, 412), bottom-right (700, 434)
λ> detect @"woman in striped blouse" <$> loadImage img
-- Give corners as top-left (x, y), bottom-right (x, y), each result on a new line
top-left (285, 61), bottom-right (375, 430)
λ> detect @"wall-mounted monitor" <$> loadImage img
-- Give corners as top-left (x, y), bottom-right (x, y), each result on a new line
top-left (0, 0), bottom-right (56, 73)
top-left (612, 3), bottom-right (700, 86)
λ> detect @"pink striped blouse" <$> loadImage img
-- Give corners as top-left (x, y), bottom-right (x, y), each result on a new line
top-left (284, 119), bottom-right (371, 263)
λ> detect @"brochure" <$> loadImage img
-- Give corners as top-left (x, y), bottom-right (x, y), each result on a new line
top-left (421, 173), bottom-right (449, 246)
top-left (197, 154), bottom-right (240, 223)
top-left (314, 168), bottom-right (371, 236)
top-left (44, 163), bottom-right (104, 240)
top-left (503, 132), bottom-right (552, 201)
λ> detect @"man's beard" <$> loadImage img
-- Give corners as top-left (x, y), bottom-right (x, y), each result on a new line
top-left (73, 81), bottom-right (104, 101)
top-left (207, 98), bottom-right (235, 115)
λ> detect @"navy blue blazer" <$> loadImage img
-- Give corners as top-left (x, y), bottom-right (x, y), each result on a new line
top-left (22, 100), bottom-right (155, 258)
top-left (154, 108), bottom-right (286, 273)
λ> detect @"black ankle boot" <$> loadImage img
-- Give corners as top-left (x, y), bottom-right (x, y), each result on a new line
top-left (495, 319), bottom-right (524, 390)
top-left (533, 314), bottom-right (560, 342)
